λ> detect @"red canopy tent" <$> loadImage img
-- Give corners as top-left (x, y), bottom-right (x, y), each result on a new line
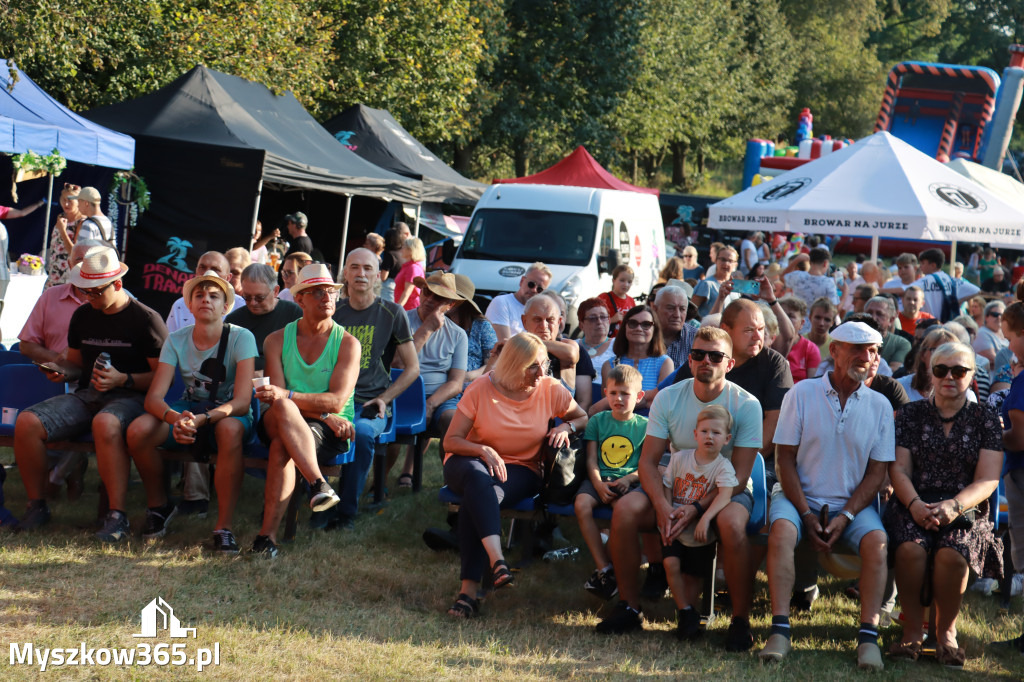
top-left (494, 146), bottom-right (659, 196)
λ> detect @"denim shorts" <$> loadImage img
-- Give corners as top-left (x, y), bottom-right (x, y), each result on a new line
top-left (768, 487), bottom-right (886, 552)
top-left (25, 388), bottom-right (146, 441)
top-left (430, 396), bottom-right (460, 430)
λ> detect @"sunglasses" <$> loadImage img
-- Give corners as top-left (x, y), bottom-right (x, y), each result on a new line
top-left (931, 364), bottom-right (972, 379)
top-left (242, 293), bottom-right (269, 304)
top-left (301, 288), bottom-right (337, 300)
top-left (526, 280), bottom-right (544, 293)
top-left (626, 319), bottom-right (654, 331)
top-left (689, 349), bottom-right (730, 364)
top-left (988, 311), bottom-right (1003, 318)
top-left (80, 281), bottom-right (115, 297)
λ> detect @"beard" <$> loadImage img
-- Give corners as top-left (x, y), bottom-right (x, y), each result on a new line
top-left (846, 366), bottom-right (870, 383)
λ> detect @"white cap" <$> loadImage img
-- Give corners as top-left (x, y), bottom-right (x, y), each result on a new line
top-left (830, 321), bottom-right (883, 345)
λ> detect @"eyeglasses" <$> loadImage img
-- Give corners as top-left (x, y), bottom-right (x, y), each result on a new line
top-left (626, 319), bottom-right (654, 331)
top-left (527, 360), bottom-right (551, 373)
top-left (301, 288), bottom-right (337, 300)
top-left (717, 257), bottom-right (738, 264)
top-left (583, 315), bottom-right (609, 323)
top-left (689, 349), bottom-right (730, 364)
top-left (932, 364), bottom-right (972, 379)
top-left (526, 280), bottom-right (544, 293)
top-left (80, 281), bottom-right (115, 297)
top-left (243, 293), bottom-right (269, 304)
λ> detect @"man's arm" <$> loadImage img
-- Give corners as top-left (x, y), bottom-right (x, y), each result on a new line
top-left (841, 459), bottom-right (887, 517)
top-left (543, 337), bottom-right (579, 365)
top-left (761, 409), bottom-right (781, 465)
top-left (426, 367), bottom-right (466, 420)
top-left (372, 341), bottom-right (420, 407)
top-left (293, 333), bottom-right (361, 416)
top-left (17, 340), bottom-right (60, 364)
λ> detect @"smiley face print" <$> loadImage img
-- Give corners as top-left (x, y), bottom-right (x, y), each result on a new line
top-left (601, 435), bottom-right (634, 469)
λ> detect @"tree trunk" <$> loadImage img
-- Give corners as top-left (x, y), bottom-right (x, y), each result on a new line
top-left (452, 141), bottom-right (474, 175)
top-left (672, 141), bottom-right (687, 187)
top-left (697, 147), bottom-right (705, 175)
top-left (631, 150), bottom-right (639, 185)
top-left (514, 144), bottom-right (528, 177)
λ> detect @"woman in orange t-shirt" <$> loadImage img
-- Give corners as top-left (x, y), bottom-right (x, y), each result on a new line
top-left (442, 332), bottom-right (588, 618)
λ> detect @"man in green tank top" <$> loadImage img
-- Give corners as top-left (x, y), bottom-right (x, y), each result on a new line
top-left (250, 264), bottom-right (360, 557)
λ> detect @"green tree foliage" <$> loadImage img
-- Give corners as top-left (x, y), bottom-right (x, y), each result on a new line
top-left (0, 0), bottom-right (335, 111)
top-left (317, 0), bottom-right (484, 143)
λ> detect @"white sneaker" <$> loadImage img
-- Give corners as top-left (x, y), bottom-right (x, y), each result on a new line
top-left (1012, 572), bottom-right (1023, 597)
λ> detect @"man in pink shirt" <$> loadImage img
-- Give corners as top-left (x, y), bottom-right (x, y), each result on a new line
top-left (16, 239), bottom-right (101, 500)
top-left (18, 240), bottom-right (99, 362)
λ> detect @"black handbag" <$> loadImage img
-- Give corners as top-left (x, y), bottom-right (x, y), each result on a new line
top-left (540, 419), bottom-right (586, 506)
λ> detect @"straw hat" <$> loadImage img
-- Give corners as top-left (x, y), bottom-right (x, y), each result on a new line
top-left (68, 245), bottom-right (127, 289)
top-left (451, 274), bottom-right (481, 314)
top-left (290, 263), bottom-right (342, 297)
top-left (413, 272), bottom-right (466, 303)
top-left (182, 270), bottom-right (235, 313)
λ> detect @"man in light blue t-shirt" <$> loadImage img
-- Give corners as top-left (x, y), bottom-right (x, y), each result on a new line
top-left (596, 326), bottom-right (762, 652)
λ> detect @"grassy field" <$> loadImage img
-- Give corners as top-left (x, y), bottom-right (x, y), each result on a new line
top-left (1, 443), bottom-right (1022, 680)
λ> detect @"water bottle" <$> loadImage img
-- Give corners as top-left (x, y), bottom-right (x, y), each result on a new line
top-left (94, 352), bottom-right (112, 371)
top-left (543, 546), bottom-right (579, 561)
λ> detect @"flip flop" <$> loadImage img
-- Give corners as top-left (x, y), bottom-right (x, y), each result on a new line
top-left (397, 473), bottom-right (413, 489)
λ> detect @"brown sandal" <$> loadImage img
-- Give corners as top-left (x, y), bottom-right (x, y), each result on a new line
top-left (888, 640), bottom-right (922, 661)
top-left (936, 643), bottom-right (965, 668)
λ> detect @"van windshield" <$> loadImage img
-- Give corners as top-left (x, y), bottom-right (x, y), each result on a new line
top-left (458, 209), bottom-right (597, 266)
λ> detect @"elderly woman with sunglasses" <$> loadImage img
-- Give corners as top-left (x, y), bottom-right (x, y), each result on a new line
top-left (442, 332), bottom-right (588, 618)
top-left (590, 305), bottom-right (674, 416)
top-left (883, 341), bottom-right (1003, 666)
top-left (896, 327), bottom-right (977, 403)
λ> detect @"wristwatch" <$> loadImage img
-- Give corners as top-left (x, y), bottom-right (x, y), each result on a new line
top-left (838, 510), bottom-right (855, 523)
top-left (568, 421), bottom-right (577, 433)
top-left (319, 412), bottom-right (331, 422)
top-left (123, 373), bottom-right (134, 389)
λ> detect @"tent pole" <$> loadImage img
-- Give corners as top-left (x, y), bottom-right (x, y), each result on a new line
top-left (870, 236), bottom-right (879, 263)
top-left (251, 178), bottom-right (264, 251)
top-left (949, 241), bottom-right (957, 276)
top-left (414, 204), bottom-right (421, 237)
top-left (337, 194), bottom-right (353, 277)
top-left (121, 178), bottom-right (132, 259)
top-left (40, 174), bottom-right (54, 258)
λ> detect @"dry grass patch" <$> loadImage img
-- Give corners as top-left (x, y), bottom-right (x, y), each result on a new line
top-left (1, 445), bottom-right (1022, 680)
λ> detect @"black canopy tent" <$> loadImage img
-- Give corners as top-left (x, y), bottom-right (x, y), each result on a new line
top-left (323, 103), bottom-right (485, 205)
top-left (85, 66), bottom-right (420, 315)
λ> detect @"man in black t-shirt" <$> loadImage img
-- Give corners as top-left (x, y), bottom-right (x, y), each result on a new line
top-left (284, 212), bottom-right (315, 259)
top-left (225, 264), bottom-right (302, 372)
top-left (14, 246), bottom-right (168, 541)
top-left (333, 248), bottom-right (420, 525)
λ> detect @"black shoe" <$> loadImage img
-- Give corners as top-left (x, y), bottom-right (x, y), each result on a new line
top-left (309, 506), bottom-right (339, 530)
top-left (990, 633), bottom-right (1024, 653)
top-left (173, 498), bottom-right (209, 519)
top-left (96, 510), bottom-right (130, 543)
top-left (640, 562), bottom-right (668, 600)
top-left (308, 479), bottom-right (340, 512)
top-left (584, 568), bottom-right (619, 600)
top-left (423, 527), bottom-right (460, 552)
top-left (725, 617), bottom-right (754, 652)
top-left (142, 504), bottom-right (177, 539)
top-left (676, 607), bottom-right (702, 640)
top-left (17, 500), bottom-right (51, 531)
top-left (251, 534), bottom-right (278, 558)
top-left (326, 514), bottom-right (355, 531)
top-left (211, 529), bottom-right (240, 554)
top-left (595, 600), bottom-right (643, 634)
top-left (790, 584), bottom-right (819, 613)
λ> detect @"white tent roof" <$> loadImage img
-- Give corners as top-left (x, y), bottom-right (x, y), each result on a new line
top-left (709, 132), bottom-right (1024, 246)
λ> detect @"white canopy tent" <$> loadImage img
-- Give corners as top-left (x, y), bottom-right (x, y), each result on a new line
top-left (709, 132), bottom-right (1024, 262)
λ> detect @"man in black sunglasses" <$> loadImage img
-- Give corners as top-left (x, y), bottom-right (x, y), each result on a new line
top-left (597, 326), bottom-right (763, 650)
top-left (485, 261), bottom-right (552, 342)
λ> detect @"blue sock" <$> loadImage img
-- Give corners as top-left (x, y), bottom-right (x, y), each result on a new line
top-left (770, 615), bottom-right (791, 639)
top-left (858, 622), bottom-right (878, 645)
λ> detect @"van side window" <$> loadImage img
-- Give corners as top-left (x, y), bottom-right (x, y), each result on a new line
top-left (618, 222), bottom-right (631, 262)
top-left (599, 219), bottom-right (614, 256)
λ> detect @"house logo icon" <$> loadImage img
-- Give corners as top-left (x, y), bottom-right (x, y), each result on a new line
top-left (133, 597), bottom-right (197, 638)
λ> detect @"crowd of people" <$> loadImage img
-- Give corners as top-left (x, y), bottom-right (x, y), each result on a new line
top-left (2, 205), bottom-right (1024, 669)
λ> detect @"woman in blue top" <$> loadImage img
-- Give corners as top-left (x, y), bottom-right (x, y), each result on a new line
top-left (127, 271), bottom-right (257, 552)
top-left (592, 305), bottom-right (673, 416)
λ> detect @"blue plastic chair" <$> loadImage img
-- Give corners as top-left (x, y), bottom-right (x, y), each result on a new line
top-left (9, 342), bottom-right (19, 353)
top-left (748, 452), bottom-right (767, 534)
top-left (0, 364), bottom-right (65, 437)
top-left (0, 350), bottom-right (30, 369)
top-left (993, 479), bottom-right (1007, 530)
top-left (389, 367), bottom-right (427, 436)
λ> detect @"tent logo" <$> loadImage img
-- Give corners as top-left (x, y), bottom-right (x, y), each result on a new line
top-left (333, 130), bottom-right (358, 151)
top-left (499, 265), bottom-right (525, 277)
top-left (929, 183), bottom-right (987, 213)
top-left (754, 178), bottom-right (811, 203)
top-left (133, 597), bottom-right (197, 639)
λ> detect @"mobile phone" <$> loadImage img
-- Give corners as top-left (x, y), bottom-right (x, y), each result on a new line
top-left (32, 360), bottom-right (66, 376)
top-left (733, 279), bottom-right (761, 296)
top-left (360, 403), bottom-right (382, 419)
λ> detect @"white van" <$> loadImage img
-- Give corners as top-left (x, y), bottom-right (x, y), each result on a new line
top-left (450, 184), bottom-right (667, 330)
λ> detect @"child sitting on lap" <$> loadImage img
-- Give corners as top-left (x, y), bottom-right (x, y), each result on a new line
top-left (575, 364), bottom-right (647, 600)
top-left (661, 404), bottom-right (738, 640)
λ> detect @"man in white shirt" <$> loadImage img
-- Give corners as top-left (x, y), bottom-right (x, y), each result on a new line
top-left (739, 232), bottom-right (759, 277)
top-left (907, 248), bottom-right (979, 322)
top-left (68, 187), bottom-right (115, 247)
top-left (484, 261), bottom-right (552, 341)
top-left (758, 321), bottom-right (893, 670)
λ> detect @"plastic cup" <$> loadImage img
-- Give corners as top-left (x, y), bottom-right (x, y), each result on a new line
top-left (252, 377), bottom-right (270, 389)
